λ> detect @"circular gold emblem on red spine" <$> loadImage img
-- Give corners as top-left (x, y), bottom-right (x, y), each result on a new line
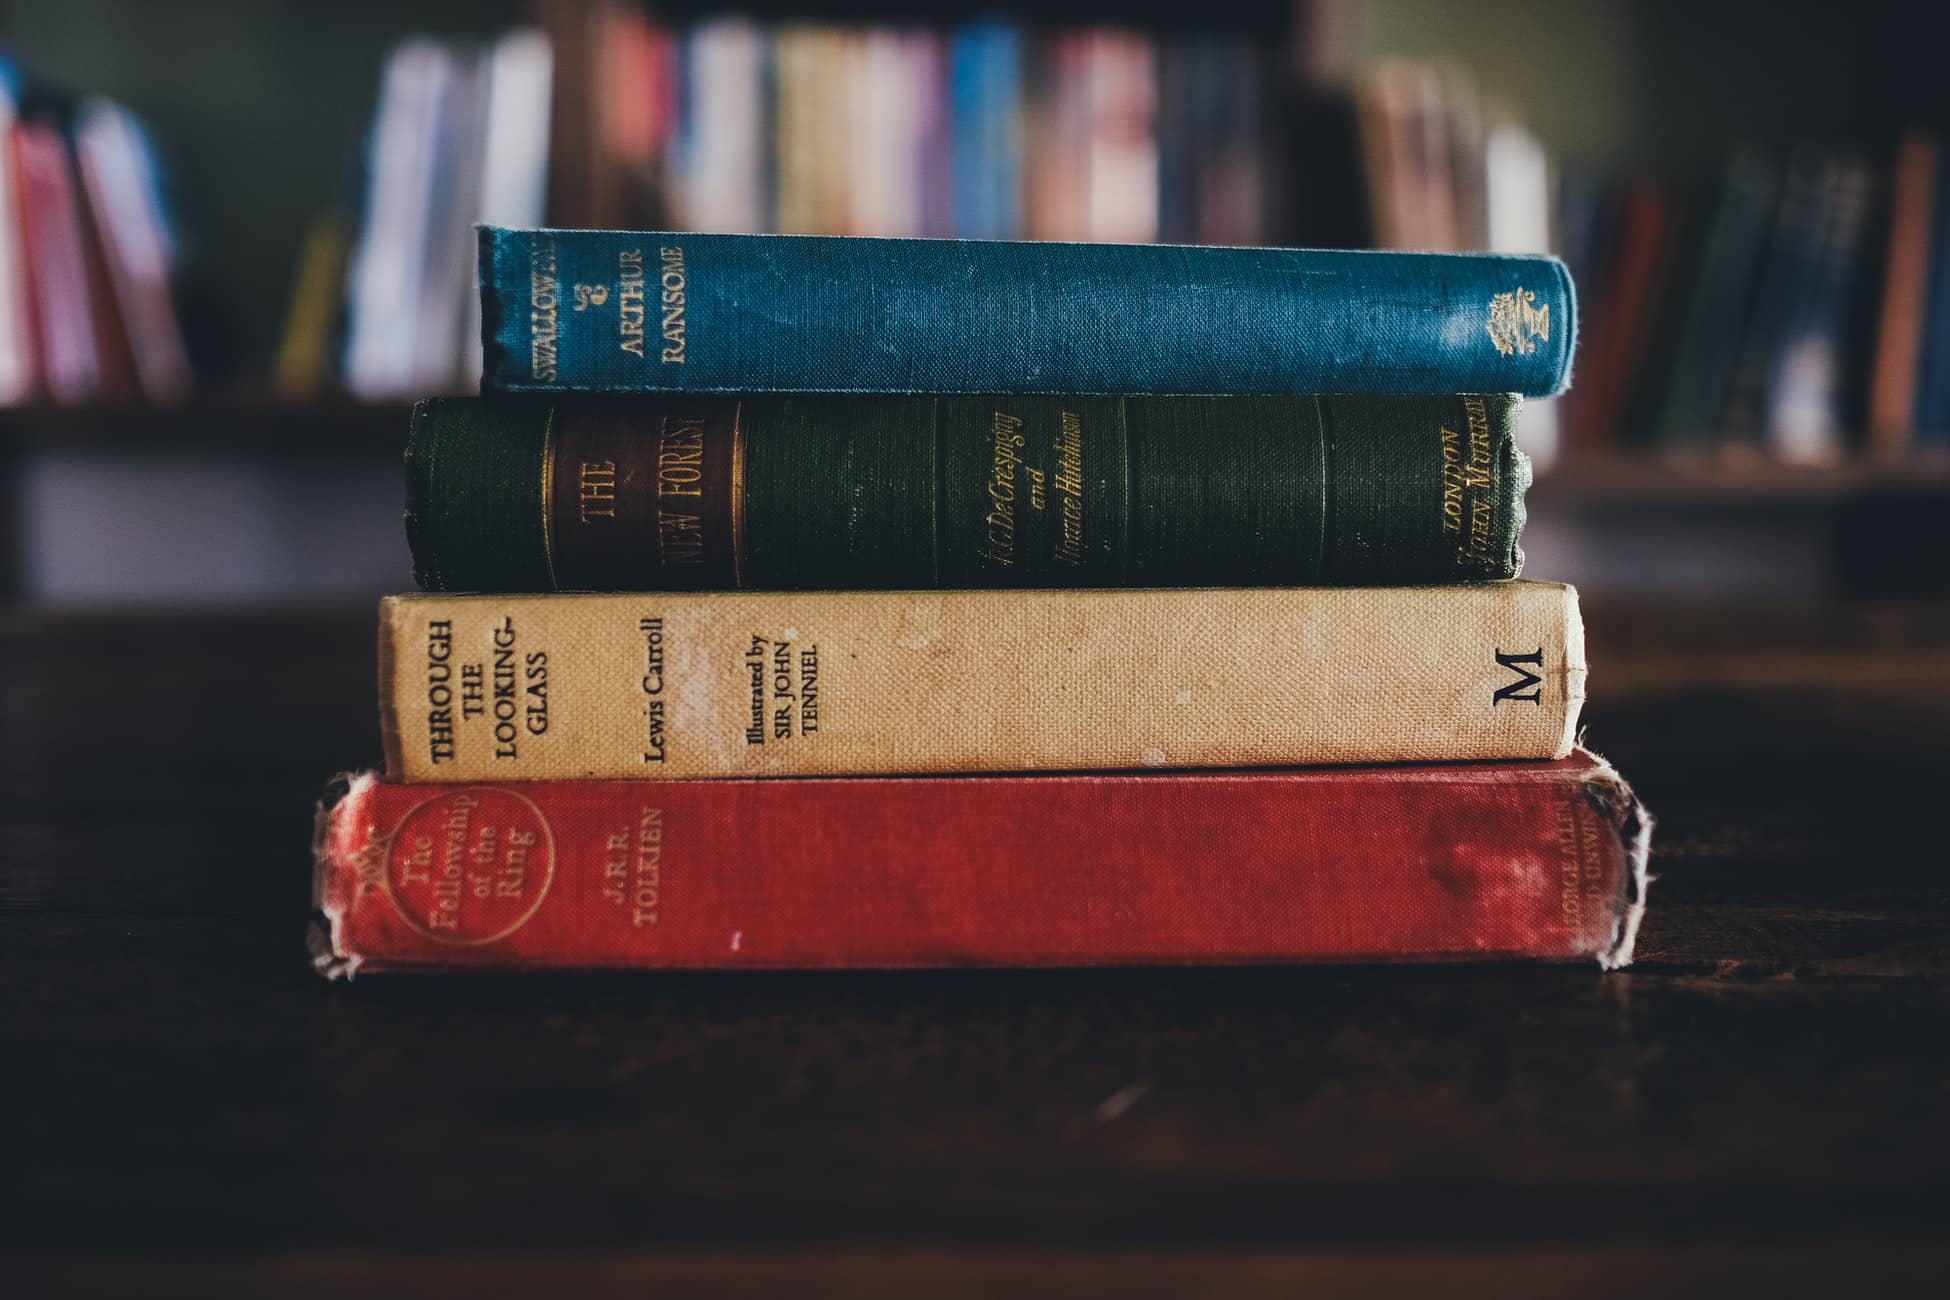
top-left (379, 787), bottom-right (556, 945)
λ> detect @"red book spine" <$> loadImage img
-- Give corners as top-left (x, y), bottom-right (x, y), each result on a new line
top-left (1, 117), bottom-right (44, 401)
top-left (15, 121), bottom-right (100, 405)
top-left (313, 752), bottom-right (1650, 977)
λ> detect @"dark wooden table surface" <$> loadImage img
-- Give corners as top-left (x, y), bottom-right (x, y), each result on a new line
top-left (5, 599), bottom-right (1948, 1296)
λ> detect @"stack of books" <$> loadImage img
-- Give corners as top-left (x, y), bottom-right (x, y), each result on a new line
top-left (311, 229), bottom-right (1651, 977)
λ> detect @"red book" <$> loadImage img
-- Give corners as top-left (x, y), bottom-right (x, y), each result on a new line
top-left (0, 93), bottom-right (42, 402)
top-left (14, 120), bottom-right (99, 404)
top-left (1566, 185), bottom-right (1671, 456)
top-left (313, 751), bottom-right (1650, 977)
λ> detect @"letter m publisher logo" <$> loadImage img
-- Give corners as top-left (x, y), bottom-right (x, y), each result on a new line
top-left (1492, 648), bottom-right (1545, 705)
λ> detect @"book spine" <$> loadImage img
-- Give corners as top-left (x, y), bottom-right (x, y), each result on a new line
top-left (73, 100), bottom-right (194, 403)
top-left (406, 392), bottom-right (1530, 593)
top-left (312, 753), bottom-right (1650, 976)
top-left (1868, 132), bottom-right (1939, 451)
top-left (1081, 31), bottom-right (1157, 244)
top-left (72, 129), bottom-right (139, 403)
top-left (377, 583), bottom-right (1584, 781)
top-left (343, 40), bottom-right (449, 399)
top-left (479, 227), bottom-right (1576, 396)
top-left (949, 23), bottom-right (1021, 241)
top-left (1766, 155), bottom-right (1872, 462)
top-left (1721, 151), bottom-right (1829, 442)
top-left (1912, 148), bottom-right (1950, 439)
top-left (672, 20), bottom-right (768, 234)
top-left (772, 28), bottom-right (851, 237)
top-left (0, 94), bottom-right (38, 403)
top-left (1155, 39), bottom-right (1196, 245)
top-left (16, 120), bottom-right (99, 404)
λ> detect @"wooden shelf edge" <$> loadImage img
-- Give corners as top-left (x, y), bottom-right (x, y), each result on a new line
top-left (7, 407), bottom-right (1950, 497)
top-left (1530, 455), bottom-right (1950, 506)
top-left (0, 399), bottom-right (416, 455)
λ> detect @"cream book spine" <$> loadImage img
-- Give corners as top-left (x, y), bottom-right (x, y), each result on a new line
top-left (379, 584), bottom-right (1585, 781)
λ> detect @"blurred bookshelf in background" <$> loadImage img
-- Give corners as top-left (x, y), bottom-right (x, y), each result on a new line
top-left (1, 0), bottom-right (1945, 603)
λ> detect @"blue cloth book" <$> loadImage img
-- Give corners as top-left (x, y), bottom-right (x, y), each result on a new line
top-left (479, 227), bottom-right (1576, 397)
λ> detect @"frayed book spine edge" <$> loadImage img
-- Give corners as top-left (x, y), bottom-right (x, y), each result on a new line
top-left (308, 770), bottom-right (376, 981)
top-left (1577, 745), bottom-right (1655, 970)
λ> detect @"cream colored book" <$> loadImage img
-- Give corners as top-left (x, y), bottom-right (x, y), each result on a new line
top-left (379, 584), bottom-right (1585, 781)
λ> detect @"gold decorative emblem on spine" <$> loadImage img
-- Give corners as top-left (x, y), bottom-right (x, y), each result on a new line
top-left (1486, 288), bottom-right (1551, 356)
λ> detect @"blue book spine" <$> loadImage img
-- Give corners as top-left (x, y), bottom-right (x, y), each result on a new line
top-left (1911, 156), bottom-right (1950, 441)
top-left (949, 28), bottom-right (986, 240)
top-left (949, 24), bottom-right (1020, 241)
top-left (985, 29), bottom-right (1022, 241)
top-left (480, 227), bottom-right (1577, 396)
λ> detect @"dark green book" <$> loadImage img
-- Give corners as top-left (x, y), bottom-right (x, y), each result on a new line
top-left (406, 393), bottom-right (1529, 592)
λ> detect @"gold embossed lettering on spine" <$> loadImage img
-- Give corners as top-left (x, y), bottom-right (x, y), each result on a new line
top-left (543, 400), bottom-right (742, 590)
top-left (378, 584), bottom-right (1586, 781)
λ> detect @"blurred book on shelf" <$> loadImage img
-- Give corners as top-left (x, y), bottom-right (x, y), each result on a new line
top-left (1911, 133), bottom-right (1950, 451)
top-left (273, 214), bottom-right (352, 399)
top-left (73, 99), bottom-right (193, 405)
top-left (1867, 132), bottom-right (1938, 454)
top-left (13, 114), bottom-right (99, 406)
top-left (670, 17), bottom-right (769, 234)
top-left (1560, 137), bottom-right (1949, 468)
top-left (338, 29), bottom-right (553, 402)
top-left (544, 16), bottom-right (1281, 247)
top-left (0, 58), bottom-right (191, 409)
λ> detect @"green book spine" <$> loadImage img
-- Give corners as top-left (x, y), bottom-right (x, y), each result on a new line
top-left (406, 393), bottom-right (1529, 592)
